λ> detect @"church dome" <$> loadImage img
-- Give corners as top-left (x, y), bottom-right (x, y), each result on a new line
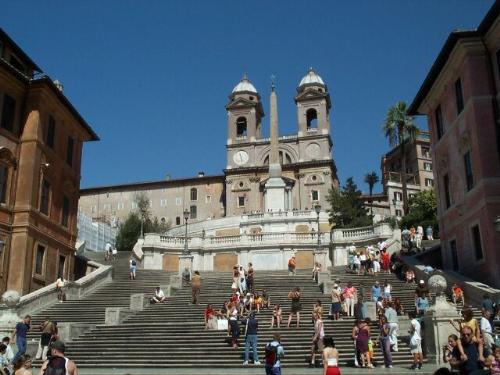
top-left (298, 68), bottom-right (325, 87)
top-left (232, 75), bottom-right (258, 94)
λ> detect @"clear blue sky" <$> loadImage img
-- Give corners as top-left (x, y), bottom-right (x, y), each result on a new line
top-left (0, 0), bottom-right (494, 193)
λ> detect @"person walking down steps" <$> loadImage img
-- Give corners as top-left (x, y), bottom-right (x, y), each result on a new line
top-left (191, 271), bottom-right (201, 305)
top-left (129, 257), bottom-right (137, 280)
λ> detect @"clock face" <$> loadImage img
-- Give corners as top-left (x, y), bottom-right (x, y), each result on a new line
top-left (233, 150), bottom-right (249, 166)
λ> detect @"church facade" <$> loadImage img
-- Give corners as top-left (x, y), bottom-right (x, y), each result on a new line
top-left (79, 69), bottom-right (339, 228)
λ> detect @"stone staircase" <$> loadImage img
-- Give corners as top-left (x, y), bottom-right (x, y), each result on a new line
top-left (24, 252), bottom-right (495, 370)
top-left (27, 252), bottom-right (172, 341)
top-left (48, 264), bottom-right (420, 368)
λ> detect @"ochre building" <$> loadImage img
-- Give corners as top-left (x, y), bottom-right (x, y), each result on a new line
top-left (0, 29), bottom-right (98, 294)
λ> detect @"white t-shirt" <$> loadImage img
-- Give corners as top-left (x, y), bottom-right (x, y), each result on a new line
top-left (354, 256), bottom-right (361, 265)
top-left (155, 289), bottom-right (165, 299)
top-left (112, 248), bottom-right (118, 255)
top-left (480, 317), bottom-right (492, 335)
top-left (411, 319), bottom-right (421, 340)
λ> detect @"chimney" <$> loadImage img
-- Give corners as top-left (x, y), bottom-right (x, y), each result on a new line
top-left (165, 174), bottom-right (171, 181)
top-left (198, 171), bottom-right (205, 177)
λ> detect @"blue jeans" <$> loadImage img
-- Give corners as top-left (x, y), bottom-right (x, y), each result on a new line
top-left (265, 366), bottom-right (281, 375)
top-left (13, 337), bottom-right (26, 364)
top-left (245, 334), bottom-right (259, 362)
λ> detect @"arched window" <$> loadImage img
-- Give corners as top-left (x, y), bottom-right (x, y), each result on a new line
top-left (190, 188), bottom-right (197, 201)
top-left (236, 117), bottom-right (247, 137)
top-left (306, 109), bottom-right (318, 129)
top-left (190, 205), bottom-right (197, 219)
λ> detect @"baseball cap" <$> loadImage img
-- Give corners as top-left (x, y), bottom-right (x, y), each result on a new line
top-left (50, 340), bottom-right (66, 353)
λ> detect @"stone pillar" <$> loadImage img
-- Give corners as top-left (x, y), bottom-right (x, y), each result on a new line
top-left (57, 323), bottom-right (96, 342)
top-left (0, 291), bottom-right (21, 338)
top-left (105, 307), bottom-right (130, 326)
top-left (130, 294), bottom-right (146, 312)
top-left (322, 280), bottom-right (334, 295)
top-left (317, 271), bottom-right (330, 286)
top-left (421, 296), bottom-right (461, 365)
top-left (170, 275), bottom-right (181, 289)
top-left (178, 254), bottom-right (194, 276)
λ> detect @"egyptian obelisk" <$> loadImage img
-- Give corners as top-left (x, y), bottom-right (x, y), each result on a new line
top-left (264, 79), bottom-right (286, 211)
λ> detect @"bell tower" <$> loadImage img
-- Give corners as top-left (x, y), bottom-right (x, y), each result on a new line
top-left (226, 75), bottom-right (264, 145)
top-left (295, 68), bottom-right (331, 137)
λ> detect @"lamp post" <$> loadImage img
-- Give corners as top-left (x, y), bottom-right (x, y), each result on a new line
top-left (183, 209), bottom-right (190, 255)
top-left (314, 204), bottom-right (321, 248)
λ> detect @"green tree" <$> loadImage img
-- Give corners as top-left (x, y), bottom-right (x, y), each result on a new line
top-left (115, 212), bottom-right (141, 251)
top-left (115, 194), bottom-right (171, 251)
top-left (382, 101), bottom-right (419, 214)
top-left (364, 171), bottom-right (379, 217)
top-left (327, 177), bottom-right (372, 228)
top-left (401, 189), bottom-right (438, 235)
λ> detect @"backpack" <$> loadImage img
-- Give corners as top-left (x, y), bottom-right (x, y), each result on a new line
top-left (131, 260), bottom-right (137, 266)
top-left (265, 342), bottom-right (280, 367)
top-left (44, 356), bottom-right (66, 375)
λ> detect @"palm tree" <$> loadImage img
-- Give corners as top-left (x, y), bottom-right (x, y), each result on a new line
top-left (364, 171), bottom-right (379, 217)
top-left (382, 101), bottom-right (419, 214)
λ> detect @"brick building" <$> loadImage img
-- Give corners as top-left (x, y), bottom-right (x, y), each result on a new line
top-left (0, 28), bottom-right (98, 294)
top-left (408, 1), bottom-right (500, 287)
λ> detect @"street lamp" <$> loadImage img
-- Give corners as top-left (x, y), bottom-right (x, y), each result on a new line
top-left (314, 204), bottom-right (321, 249)
top-left (183, 209), bottom-right (190, 254)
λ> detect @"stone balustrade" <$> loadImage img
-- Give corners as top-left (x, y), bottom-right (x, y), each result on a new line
top-left (144, 223), bottom-right (393, 252)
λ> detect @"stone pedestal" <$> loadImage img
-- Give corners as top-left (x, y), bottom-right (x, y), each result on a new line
top-left (317, 271), bottom-right (330, 286)
top-left (58, 322), bottom-right (96, 342)
top-left (0, 306), bottom-right (20, 339)
top-left (170, 275), bottom-right (181, 289)
top-left (179, 254), bottom-right (194, 276)
top-left (322, 280), bottom-right (334, 295)
top-left (105, 307), bottom-right (131, 326)
top-left (264, 180), bottom-right (286, 211)
top-left (314, 250), bottom-right (329, 272)
top-left (130, 294), bottom-right (147, 312)
top-left (0, 291), bottom-right (21, 339)
top-left (421, 296), bottom-right (461, 365)
top-left (365, 302), bottom-right (377, 321)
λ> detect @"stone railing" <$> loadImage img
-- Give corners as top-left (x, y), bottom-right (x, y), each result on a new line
top-left (13, 261), bottom-right (112, 317)
top-left (143, 223), bottom-right (393, 252)
top-left (400, 256), bottom-right (500, 308)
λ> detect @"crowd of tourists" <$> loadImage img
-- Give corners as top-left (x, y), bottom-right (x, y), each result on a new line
top-left (2, 314), bottom-right (78, 375)
top-left (401, 224), bottom-right (434, 252)
top-left (174, 244), bottom-right (500, 375)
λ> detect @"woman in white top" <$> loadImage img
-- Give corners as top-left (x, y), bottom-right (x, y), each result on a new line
top-left (383, 281), bottom-right (392, 301)
top-left (238, 266), bottom-right (247, 294)
top-left (322, 336), bottom-right (340, 375)
top-left (353, 255), bottom-right (361, 275)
